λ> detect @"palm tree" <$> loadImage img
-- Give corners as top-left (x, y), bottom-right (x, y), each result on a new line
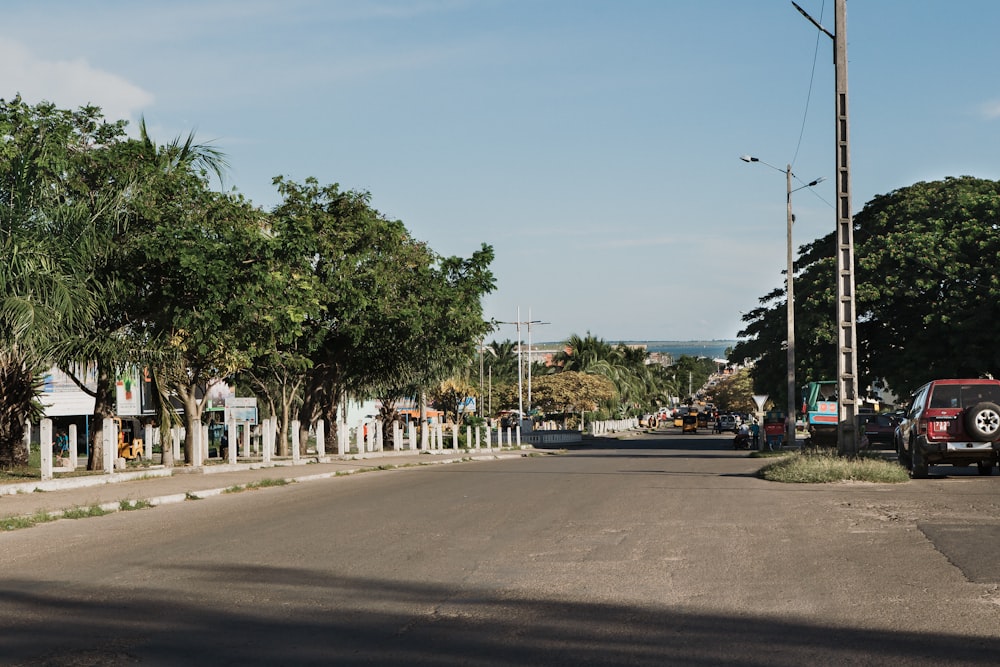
top-left (0, 97), bottom-right (99, 466)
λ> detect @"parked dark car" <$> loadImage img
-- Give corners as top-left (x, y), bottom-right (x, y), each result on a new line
top-left (861, 413), bottom-right (899, 448)
top-left (895, 379), bottom-right (1000, 478)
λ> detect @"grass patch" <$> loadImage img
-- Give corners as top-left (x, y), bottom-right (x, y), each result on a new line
top-left (757, 448), bottom-right (910, 484)
top-left (119, 499), bottom-right (152, 511)
top-left (246, 478), bottom-right (289, 489)
top-left (61, 505), bottom-right (110, 519)
top-left (2, 510), bottom-right (56, 531)
top-left (749, 450), bottom-right (794, 459)
top-left (223, 478), bottom-right (290, 494)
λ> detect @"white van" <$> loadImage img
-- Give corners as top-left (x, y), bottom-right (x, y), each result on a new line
top-left (718, 414), bottom-right (738, 432)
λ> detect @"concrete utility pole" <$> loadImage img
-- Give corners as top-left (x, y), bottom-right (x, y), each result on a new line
top-left (793, 0), bottom-right (858, 455)
top-left (785, 164), bottom-right (796, 448)
top-left (740, 155), bottom-right (824, 449)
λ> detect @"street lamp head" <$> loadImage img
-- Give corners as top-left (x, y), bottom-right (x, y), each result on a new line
top-left (739, 155), bottom-right (759, 163)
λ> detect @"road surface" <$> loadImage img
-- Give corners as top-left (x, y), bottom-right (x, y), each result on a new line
top-left (3, 431), bottom-right (999, 665)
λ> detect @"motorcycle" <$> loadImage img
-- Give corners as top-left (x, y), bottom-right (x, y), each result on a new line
top-left (733, 431), bottom-right (751, 450)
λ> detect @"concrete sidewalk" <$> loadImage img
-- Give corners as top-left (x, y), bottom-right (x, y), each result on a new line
top-left (0, 448), bottom-right (534, 523)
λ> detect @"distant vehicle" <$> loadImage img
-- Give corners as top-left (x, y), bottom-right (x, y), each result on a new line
top-left (896, 378), bottom-right (1000, 478)
top-left (860, 413), bottom-right (899, 448)
top-left (718, 415), bottom-right (738, 433)
top-left (804, 381), bottom-right (838, 446)
top-left (682, 413), bottom-right (698, 433)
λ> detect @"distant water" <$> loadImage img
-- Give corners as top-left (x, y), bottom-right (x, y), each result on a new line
top-left (535, 340), bottom-right (737, 361)
top-left (620, 340), bottom-right (736, 360)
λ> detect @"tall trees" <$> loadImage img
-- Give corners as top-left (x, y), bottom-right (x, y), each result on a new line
top-left (270, 177), bottom-right (495, 446)
top-left (0, 97), bottom-right (109, 466)
top-left (531, 371), bottom-right (615, 427)
top-left (132, 174), bottom-right (301, 465)
top-left (734, 176), bottom-right (1000, 405)
top-left (546, 334), bottom-right (677, 416)
top-left (0, 100), bottom-right (498, 466)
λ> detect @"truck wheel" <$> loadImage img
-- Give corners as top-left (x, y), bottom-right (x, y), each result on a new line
top-left (965, 402), bottom-right (1000, 441)
top-left (977, 461), bottom-right (994, 476)
top-left (910, 442), bottom-right (929, 478)
top-left (896, 438), bottom-right (911, 469)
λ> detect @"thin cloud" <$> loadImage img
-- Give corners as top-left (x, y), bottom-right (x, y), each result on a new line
top-left (978, 99), bottom-right (1000, 120)
top-left (0, 38), bottom-right (153, 123)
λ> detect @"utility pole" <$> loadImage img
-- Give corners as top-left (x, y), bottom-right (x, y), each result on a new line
top-left (525, 309), bottom-right (549, 416)
top-left (498, 309), bottom-right (545, 421)
top-left (793, 0), bottom-right (858, 455)
top-left (740, 154), bottom-right (823, 449)
top-left (785, 164), bottom-right (796, 449)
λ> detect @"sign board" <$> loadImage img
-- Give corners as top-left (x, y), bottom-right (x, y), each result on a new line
top-left (752, 394), bottom-right (769, 412)
top-left (224, 397), bottom-right (258, 425)
top-left (115, 368), bottom-right (142, 416)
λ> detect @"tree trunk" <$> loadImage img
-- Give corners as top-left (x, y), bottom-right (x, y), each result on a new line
top-left (0, 351), bottom-right (33, 467)
top-left (278, 398), bottom-right (290, 457)
top-left (180, 390), bottom-right (202, 465)
top-left (87, 361), bottom-right (116, 471)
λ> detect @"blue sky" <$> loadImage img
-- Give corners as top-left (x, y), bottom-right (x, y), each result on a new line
top-left (4, 1), bottom-right (1000, 343)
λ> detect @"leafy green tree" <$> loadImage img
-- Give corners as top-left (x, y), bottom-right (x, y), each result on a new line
top-left (711, 368), bottom-right (757, 413)
top-left (485, 339), bottom-right (519, 385)
top-left (547, 333), bottom-right (678, 416)
top-left (0, 97), bottom-right (104, 466)
top-left (668, 355), bottom-right (718, 402)
top-left (531, 371), bottom-right (616, 427)
top-left (272, 178), bottom-right (496, 444)
top-left (429, 377), bottom-right (478, 426)
top-left (132, 170), bottom-right (296, 464)
top-left (52, 115), bottom-right (232, 469)
top-left (735, 176), bottom-right (1000, 406)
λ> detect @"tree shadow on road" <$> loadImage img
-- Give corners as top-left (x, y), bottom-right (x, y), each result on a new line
top-left (2, 564), bottom-right (997, 666)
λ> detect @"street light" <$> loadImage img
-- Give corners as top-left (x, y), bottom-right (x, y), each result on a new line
top-left (740, 155), bottom-right (824, 449)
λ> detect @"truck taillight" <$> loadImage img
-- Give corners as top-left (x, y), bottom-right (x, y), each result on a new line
top-left (916, 417), bottom-right (928, 436)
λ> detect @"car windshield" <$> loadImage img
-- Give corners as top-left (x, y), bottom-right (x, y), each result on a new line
top-left (929, 384), bottom-right (1000, 409)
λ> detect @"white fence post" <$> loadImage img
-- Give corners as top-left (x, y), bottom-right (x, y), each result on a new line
top-left (171, 427), bottom-right (181, 461)
top-left (316, 419), bottom-right (326, 458)
top-left (103, 417), bottom-right (115, 473)
top-left (40, 418), bottom-right (53, 481)
top-left (263, 421), bottom-right (273, 463)
top-left (228, 421), bottom-right (238, 464)
top-left (22, 420), bottom-right (31, 462)
top-left (242, 423), bottom-right (251, 458)
top-left (69, 423), bottom-right (79, 469)
top-left (291, 419), bottom-right (301, 463)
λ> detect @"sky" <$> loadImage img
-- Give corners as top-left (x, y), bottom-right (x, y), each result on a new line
top-left (4, 1), bottom-right (1000, 344)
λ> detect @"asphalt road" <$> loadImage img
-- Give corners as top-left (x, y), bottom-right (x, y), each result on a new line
top-left (3, 430), bottom-right (1000, 665)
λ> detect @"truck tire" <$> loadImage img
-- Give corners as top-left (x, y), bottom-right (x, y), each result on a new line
top-left (910, 441), bottom-right (929, 478)
top-left (965, 402), bottom-right (1000, 441)
top-left (896, 437), bottom-right (911, 469)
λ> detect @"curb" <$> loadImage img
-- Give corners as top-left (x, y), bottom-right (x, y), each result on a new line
top-left (3, 451), bottom-right (534, 528)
